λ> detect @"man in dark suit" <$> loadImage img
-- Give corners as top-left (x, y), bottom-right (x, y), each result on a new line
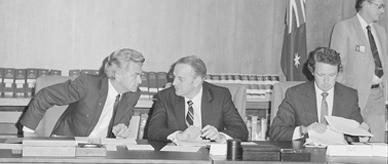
top-left (270, 47), bottom-right (364, 141)
top-left (330, 0), bottom-right (387, 142)
top-left (20, 48), bottom-right (145, 138)
top-left (147, 56), bottom-right (248, 143)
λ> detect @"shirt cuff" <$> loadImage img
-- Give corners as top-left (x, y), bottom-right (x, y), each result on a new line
top-left (292, 126), bottom-right (303, 140)
top-left (220, 132), bottom-right (232, 140)
top-left (23, 126), bottom-right (35, 133)
top-left (167, 131), bottom-right (181, 142)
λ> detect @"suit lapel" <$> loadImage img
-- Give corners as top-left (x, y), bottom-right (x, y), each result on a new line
top-left (201, 82), bottom-right (214, 128)
top-left (351, 16), bottom-right (369, 49)
top-left (90, 76), bottom-right (109, 128)
top-left (332, 83), bottom-right (342, 117)
top-left (304, 82), bottom-right (318, 122)
top-left (174, 95), bottom-right (186, 129)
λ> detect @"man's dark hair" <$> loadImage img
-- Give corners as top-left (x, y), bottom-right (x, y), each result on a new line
top-left (356, 0), bottom-right (367, 12)
top-left (307, 47), bottom-right (342, 73)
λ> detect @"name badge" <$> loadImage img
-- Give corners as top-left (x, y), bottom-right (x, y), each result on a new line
top-left (355, 45), bottom-right (366, 53)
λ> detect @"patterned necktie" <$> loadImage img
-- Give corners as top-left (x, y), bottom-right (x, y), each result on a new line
top-left (367, 25), bottom-right (384, 78)
top-left (186, 100), bottom-right (194, 126)
top-left (320, 92), bottom-right (328, 124)
top-left (107, 94), bottom-right (120, 138)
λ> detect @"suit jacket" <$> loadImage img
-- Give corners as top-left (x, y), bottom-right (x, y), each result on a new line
top-left (330, 15), bottom-right (388, 110)
top-left (147, 81), bottom-right (248, 142)
top-left (269, 81), bottom-right (363, 141)
top-left (20, 74), bottom-right (140, 137)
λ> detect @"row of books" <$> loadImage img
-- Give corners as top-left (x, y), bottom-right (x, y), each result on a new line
top-left (1, 68), bottom-right (279, 102)
top-left (0, 68), bottom-right (61, 97)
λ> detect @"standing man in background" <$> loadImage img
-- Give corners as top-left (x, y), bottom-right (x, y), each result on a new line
top-left (20, 48), bottom-right (145, 139)
top-left (330, 0), bottom-right (387, 142)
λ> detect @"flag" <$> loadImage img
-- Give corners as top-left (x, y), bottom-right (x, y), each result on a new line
top-left (281, 0), bottom-right (307, 81)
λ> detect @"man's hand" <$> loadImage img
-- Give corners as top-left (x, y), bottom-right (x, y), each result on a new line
top-left (176, 126), bottom-right (201, 141)
top-left (112, 123), bottom-right (130, 139)
top-left (201, 125), bottom-right (226, 143)
top-left (304, 122), bottom-right (327, 134)
top-left (359, 122), bottom-right (371, 143)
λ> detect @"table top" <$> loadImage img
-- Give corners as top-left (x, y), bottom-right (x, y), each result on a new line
top-left (0, 139), bottom-right (386, 164)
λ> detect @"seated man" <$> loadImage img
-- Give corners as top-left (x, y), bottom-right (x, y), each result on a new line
top-left (269, 47), bottom-right (364, 141)
top-left (147, 56), bottom-right (248, 143)
top-left (20, 48), bottom-right (145, 138)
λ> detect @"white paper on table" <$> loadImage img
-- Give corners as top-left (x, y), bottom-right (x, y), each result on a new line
top-left (160, 145), bottom-right (201, 152)
top-left (305, 127), bottom-right (347, 147)
top-left (101, 138), bottom-right (136, 145)
top-left (209, 143), bottom-right (227, 156)
top-left (325, 116), bottom-right (372, 137)
top-left (125, 144), bottom-right (154, 151)
top-left (105, 144), bottom-right (117, 151)
top-left (173, 139), bottom-right (210, 147)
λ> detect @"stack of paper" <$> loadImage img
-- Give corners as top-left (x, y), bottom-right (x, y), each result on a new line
top-left (22, 137), bottom-right (77, 157)
top-left (325, 116), bottom-right (372, 137)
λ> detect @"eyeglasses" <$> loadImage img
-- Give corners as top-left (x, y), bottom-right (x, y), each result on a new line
top-left (368, 1), bottom-right (385, 10)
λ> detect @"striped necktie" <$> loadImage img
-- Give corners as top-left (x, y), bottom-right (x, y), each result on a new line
top-left (186, 100), bottom-right (194, 126)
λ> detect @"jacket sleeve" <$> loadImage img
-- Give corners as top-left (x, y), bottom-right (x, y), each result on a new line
top-left (20, 76), bottom-right (87, 130)
top-left (147, 93), bottom-right (176, 142)
top-left (220, 89), bottom-right (249, 141)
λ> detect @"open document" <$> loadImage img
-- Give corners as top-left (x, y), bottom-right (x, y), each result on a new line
top-left (325, 116), bottom-right (372, 137)
top-left (305, 116), bottom-right (372, 147)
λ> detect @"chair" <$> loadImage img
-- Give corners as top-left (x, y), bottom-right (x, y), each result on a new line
top-left (34, 75), bottom-right (73, 137)
top-left (270, 81), bottom-right (303, 125)
top-left (214, 83), bottom-right (247, 122)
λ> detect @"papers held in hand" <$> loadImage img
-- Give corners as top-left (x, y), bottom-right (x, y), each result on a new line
top-left (305, 116), bottom-right (372, 147)
top-left (325, 116), bottom-right (372, 137)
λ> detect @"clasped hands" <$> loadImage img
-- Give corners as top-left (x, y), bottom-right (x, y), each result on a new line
top-left (176, 125), bottom-right (226, 143)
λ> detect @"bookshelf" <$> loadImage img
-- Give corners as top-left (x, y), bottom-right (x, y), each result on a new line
top-left (1, 68), bottom-right (276, 140)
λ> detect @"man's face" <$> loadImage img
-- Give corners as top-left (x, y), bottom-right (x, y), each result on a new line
top-left (365, 0), bottom-right (385, 22)
top-left (117, 61), bottom-right (142, 93)
top-left (172, 63), bottom-right (201, 98)
top-left (313, 62), bottom-right (338, 92)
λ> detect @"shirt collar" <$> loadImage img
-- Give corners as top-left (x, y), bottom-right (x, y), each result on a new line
top-left (314, 82), bottom-right (334, 97)
top-left (185, 86), bottom-right (203, 103)
top-left (357, 13), bottom-right (371, 29)
top-left (108, 79), bottom-right (120, 98)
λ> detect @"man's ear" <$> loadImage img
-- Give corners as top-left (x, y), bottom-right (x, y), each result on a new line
top-left (193, 76), bottom-right (203, 87)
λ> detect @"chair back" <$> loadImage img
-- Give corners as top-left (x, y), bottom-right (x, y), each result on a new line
top-left (270, 81), bottom-right (303, 125)
top-left (34, 75), bottom-right (73, 137)
top-left (214, 83), bottom-right (247, 122)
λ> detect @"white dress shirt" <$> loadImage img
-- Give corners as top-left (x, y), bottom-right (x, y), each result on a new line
top-left (292, 83), bottom-right (334, 140)
top-left (89, 80), bottom-right (119, 138)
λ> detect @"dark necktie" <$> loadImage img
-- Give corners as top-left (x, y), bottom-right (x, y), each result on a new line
top-left (367, 25), bottom-right (384, 78)
top-left (320, 92), bottom-right (328, 124)
top-left (186, 100), bottom-right (194, 126)
top-left (107, 94), bottom-right (121, 138)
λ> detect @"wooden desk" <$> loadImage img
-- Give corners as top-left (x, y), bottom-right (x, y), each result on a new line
top-left (0, 139), bottom-right (386, 164)
top-left (211, 141), bottom-right (388, 164)
top-left (0, 142), bottom-right (211, 164)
